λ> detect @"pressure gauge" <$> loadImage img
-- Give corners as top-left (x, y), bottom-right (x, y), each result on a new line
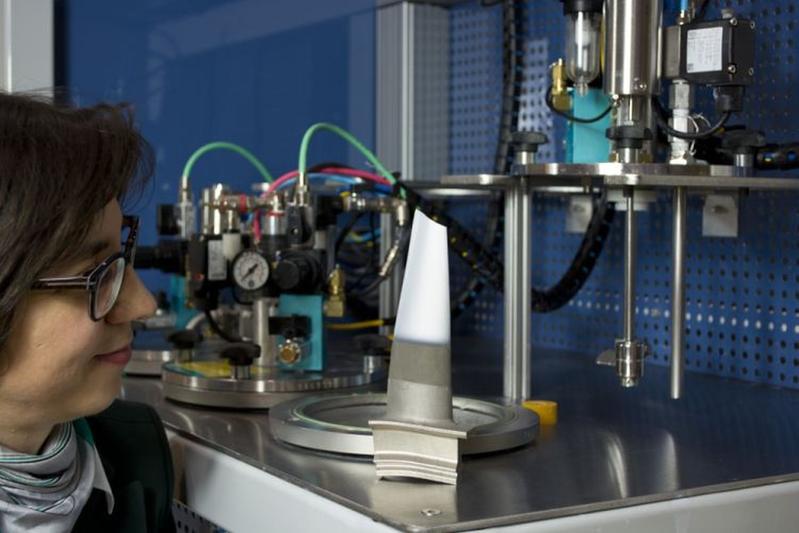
top-left (232, 249), bottom-right (270, 291)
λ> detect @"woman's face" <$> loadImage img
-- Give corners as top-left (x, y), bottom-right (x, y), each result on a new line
top-left (0, 200), bottom-right (156, 426)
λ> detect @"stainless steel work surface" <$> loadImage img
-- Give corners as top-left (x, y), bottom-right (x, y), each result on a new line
top-left (121, 339), bottom-right (799, 531)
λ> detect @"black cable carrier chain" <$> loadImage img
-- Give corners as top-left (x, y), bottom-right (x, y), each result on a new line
top-left (446, 0), bottom-right (523, 319)
top-left (400, 183), bottom-right (616, 315)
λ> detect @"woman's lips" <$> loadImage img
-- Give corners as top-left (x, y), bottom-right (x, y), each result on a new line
top-left (95, 345), bottom-right (132, 366)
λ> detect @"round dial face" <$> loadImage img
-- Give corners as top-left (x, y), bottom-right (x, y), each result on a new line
top-left (232, 250), bottom-right (270, 291)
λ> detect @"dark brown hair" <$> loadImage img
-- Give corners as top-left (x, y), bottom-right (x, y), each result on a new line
top-left (0, 92), bottom-right (153, 349)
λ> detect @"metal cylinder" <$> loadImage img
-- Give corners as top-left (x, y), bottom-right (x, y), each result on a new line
top-left (604, 0), bottom-right (663, 97)
top-left (503, 180), bottom-right (532, 403)
top-left (515, 151), bottom-right (536, 166)
top-left (177, 196), bottom-right (196, 239)
top-left (618, 147), bottom-right (643, 164)
top-left (670, 187), bottom-right (687, 399)
top-left (230, 365), bottom-right (252, 380)
top-left (202, 184), bottom-right (231, 235)
top-left (201, 187), bottom-right (213, 235)
top-left (669, 81), bottom-right (694, 164)
top-left (212, 184), bottom-right (229, 234)
top-left (294, 174), bottom-right (310, 207)
top-left (735, 153), bottom-right (755, 168)
top-left (252, 297), bottom-right (278, 368)
top-left (226, 209), bottom-right (237, 232)
top-left (519, 183), bottom-right (532, 400)
top-left (616, 339), bottom-right (645, 388)
top-left (503, 186), bottom-right (519, 400)
top-left (615, 96), bottom-right (649, 126)
top-left (264, 211), bottom-right (286, 236)
top-left (623, 188), bottom-right (636, 340)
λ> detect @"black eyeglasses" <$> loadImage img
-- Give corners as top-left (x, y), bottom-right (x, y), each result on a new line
top-left (32, 216), bottom-right (139, 321)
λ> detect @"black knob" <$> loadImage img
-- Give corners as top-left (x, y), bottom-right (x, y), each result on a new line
top-left (721, 129), bottom-right (766, 155)
top-left (273, 259), bottom-right (306, 291)
top-left (605, 125), bottom-right (653, 149)
top-left (510, 131), bottom-right (548, 152)
top-left (167, 330), bottom-right (200, 350)
top-left (221, 342), bottom-right (261, 367)
top-left (272, 252), bottom-right (322, 292)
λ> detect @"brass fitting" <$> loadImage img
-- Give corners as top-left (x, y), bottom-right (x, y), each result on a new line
top-left (278, 339), bottom-right (303, 365)
top-left (324, 265), bottom-right (346, 318)
top-left (550, 58), bottom-right (571, 112)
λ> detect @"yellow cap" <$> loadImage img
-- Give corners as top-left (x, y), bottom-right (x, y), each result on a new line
top-left (522, 400), bottom-right (558, 425)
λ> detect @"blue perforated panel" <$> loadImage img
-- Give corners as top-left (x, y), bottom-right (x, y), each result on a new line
top-left (449, 0), bottom-right (799, 389)
top-left (60, 0), bottom-right (376, 293)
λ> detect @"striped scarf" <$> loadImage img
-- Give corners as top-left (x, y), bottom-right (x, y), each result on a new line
top-left (0, 419), bottom-right (114, 532)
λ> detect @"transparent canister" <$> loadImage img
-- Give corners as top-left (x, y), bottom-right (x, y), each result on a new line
top-left (565, 10), bottom-right (602, 96)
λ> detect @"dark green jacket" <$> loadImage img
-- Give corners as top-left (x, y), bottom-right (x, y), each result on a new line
top-left (72, 400), bottom-right (176, 532)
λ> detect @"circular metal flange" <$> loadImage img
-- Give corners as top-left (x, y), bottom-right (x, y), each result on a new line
top-left (126, 349), bottom-right (177, 377)
top-left (269, 392), bottom-right (538, 456)
top-left (162, 360), bottom-right (386, 409)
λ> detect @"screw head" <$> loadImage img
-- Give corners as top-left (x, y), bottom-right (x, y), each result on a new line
top-left (747, 67), bottom-right (755, 76)
top-left (729, 17), bottom-right (738, 26)
top-left (750, 20), bottom-right (756, 29)
top-left (633, 78), bottom-right (648, 92)
top-left (727, 64), bottom-right (738, 74)
top-left (421, 509), bottom-right (442, 517)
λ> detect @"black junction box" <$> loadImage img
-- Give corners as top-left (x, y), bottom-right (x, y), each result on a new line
top-left (678, 17), bottom-right (755, 86)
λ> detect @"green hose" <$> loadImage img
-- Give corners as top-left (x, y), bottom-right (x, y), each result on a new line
top-left (297, 123), bottom-right (402, 196)
top-left (182, 141), bottom-right (274, 182)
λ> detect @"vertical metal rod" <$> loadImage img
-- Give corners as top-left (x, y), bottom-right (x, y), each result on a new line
top-left (519, 180), bottom-right (532, 400)
top-left (503, 180), bottom-right (530, 402)
top-left (504, 134), bottom-right (545, 402)
top-left (623, 188), bottom-right (636, 340)
top-left (670, 186), bottom-right (687, 399)
top-left (252, 297), bottom-right (276, 369)
top-left (503, 184), bottom-right (518, 400)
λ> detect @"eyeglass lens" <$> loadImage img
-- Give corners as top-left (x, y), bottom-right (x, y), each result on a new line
top-left (94, 256), bottom-right (126, 318)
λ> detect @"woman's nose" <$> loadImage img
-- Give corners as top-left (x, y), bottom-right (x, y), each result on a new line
top-left (104, 266), bottom-right (157, 324)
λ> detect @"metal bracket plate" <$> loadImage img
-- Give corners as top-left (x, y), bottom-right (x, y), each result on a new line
top-left (702, 194), bottom-right (739, 238)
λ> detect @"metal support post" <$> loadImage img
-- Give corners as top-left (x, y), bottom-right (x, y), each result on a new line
top-left (252, 297), bottom-right (278, 369)
top-left (670, 187), bottom-right (687, 398)
top-left (503, 178), bottom-right (532, 402)
top-left (376, 3), bottom-right (450, 328)
top-left (623, 189), bottom-right (636, 341)
top-left (613, 187), bottom-right (647, 388)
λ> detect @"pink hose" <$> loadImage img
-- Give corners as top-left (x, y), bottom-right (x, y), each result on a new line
top-left (266, 167), bottom-right (392, 194)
